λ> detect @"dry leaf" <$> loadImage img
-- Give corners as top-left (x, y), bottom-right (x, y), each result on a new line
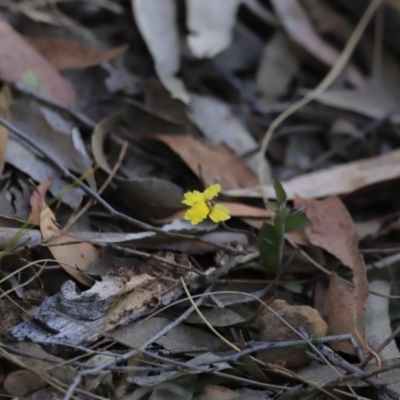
top-left (92, 111), bottom-right (184, 218)
top-left (154, 135), bottom-right (259, 189)
top-left (0, 17), bottom-right (75, 104)
top-left (188, 94), bottom-right (271, 181)
top-left (295, 196), bottom-right (369, 354)
top-left (132, 0), bottom-right (189, 103)
top-left (224, 147), bottom-right (400, 200)
top-left (270, 0), bottom-right (365, 88)
top-left (3, 369), bottom-right (46, 397)
top-left (256, 31), bottom-right (299, 102)
top-left (158, 202), bottom-right (272, 223)
top-left (31, 181), bottom-right (98, 286)
top-left (186, 0), bottom-right (241, 58)
top-left (26, 36), bottom-right (128, 70)
top-left (0, 85), bottom-right (11, 177)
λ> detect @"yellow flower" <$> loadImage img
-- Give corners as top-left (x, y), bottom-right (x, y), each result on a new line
top-left (182, 183), bottom-right (231, 225)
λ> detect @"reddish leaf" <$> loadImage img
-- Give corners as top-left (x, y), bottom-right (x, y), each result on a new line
top-left (295, 196), bottom-right (369, 354)
top-left (26, 36), bottom-right (129, 70)
top-left (0, 17), bottom-right (75, 104)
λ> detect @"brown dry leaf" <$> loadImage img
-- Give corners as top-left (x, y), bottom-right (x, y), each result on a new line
top-left (26, 36), bottom-right (128, 70)
top-left (295, 196), bottom-right (369, 354)
top-left (154, 134), bottom-right (258, 189)
top-left (0, 17), bottom-right (75, 105)
top-left (3, 369), bottom-right (47, 397)
top-left (224, 147), bottom-right (400, 199)
top-left (28, 178), bottom-right (54, 225)
top-left (30, 181), bottom-right (98, 286)
top-left (157, 202), bottom-right (272, 223)
top-left (258, 299), bottom-right (327, 367)
top-left (0, 85), bottom-right (11, 177)
top-left (270, 0), bottom-right (365, 88)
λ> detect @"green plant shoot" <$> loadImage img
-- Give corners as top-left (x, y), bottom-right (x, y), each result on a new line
top-left (258, 177), bottom-right (311, 269)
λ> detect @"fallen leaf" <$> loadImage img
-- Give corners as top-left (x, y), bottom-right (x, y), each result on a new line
top-left (154, 135), bottom-right (259, 189)
top-left (5, 139), bottom-right (84, 209)
top-left (295, 196), bottom-right (369, 354)
top-left (31, 181), bottom-right (99, 286)
top-left (256, 31), bottom-right (299, 102)
top-left (3, 369), bottom-right (46, 397)
top-left (132, 0), bottom-right (190, 103)
top-left (157, 202), bottom-right (272, 223)
top-left (366, 280), bottom-right (400, 361)
top-left (0, 17), bottom-right (75, 104)
top-left (26, 36), bottom-right (128, 70)
top-left (10, 99), bottom-right (96, 194)
top-left (188, 94), bottom-right (271, 181)
top-left (92, 111), bottom-right (184, 218)
top-left (29, 178), bottom-right (54, 225)
top-left (186, 0), bottom-right (241, 58)
top-left (270, 0), bottom-right (365, 88)
top-left (224, 147), bottom-right (400, 200)
top-left (0, 85), bottom-right (11, 177)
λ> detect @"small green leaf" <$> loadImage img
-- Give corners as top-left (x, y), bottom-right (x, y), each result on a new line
top-left (258, 222), bottom-right (280, 269)
top-left (272, 177), bottom-right (287, 206)
top-left (267, 201), bottom-right (279, 211)
top-left (284, 211), bottom-right (311, 232)
top-left (282, 282), bottom-right (304, 294)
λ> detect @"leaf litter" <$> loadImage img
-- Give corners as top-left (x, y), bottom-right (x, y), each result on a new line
top-left (1, 1), bottom-right (400, 399)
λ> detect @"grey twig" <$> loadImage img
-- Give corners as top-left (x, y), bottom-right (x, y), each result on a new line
top-left (317, 344), bottom-right (400, 400)
top-left (13, 83), bottom-right (96, 129)
top-left (0, 116), bottom-right (241, 255)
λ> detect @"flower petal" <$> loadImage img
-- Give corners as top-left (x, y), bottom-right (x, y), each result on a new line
top-left (184, 200), bottom-right (210, 225)
top-left (209, 203), bottom-right (231, 223)
top-left (203, 183), bottom-right (221, 201)
top-left (182, 190), bottom-right (204, 206)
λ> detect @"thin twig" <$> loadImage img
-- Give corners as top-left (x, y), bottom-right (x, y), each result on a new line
top-left (317, 344), bottom-right (400, 400)
top-left (12, 83), bottom-right (96, 129)
top-left (110, 244), bottom-right (205, 275)
top-left (63, 141), bottom-right (128, 231)
top-left (0, 116), bottom-right (241, 254)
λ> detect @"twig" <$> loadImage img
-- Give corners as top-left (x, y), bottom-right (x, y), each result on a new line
top-left (358, 324), bottom-right (400, 369)
top-left (257, 0), bottom-right (382, 201)
top-left (0, 116), bottom-right (241, 254)
top-left (197, 334), bottom-right (355, 364)
top-left (63, 141), bottom-right (128, 231)
top-left (12, 83), bottom-right (96, 129)
top-left (110, 244), bottom-right (205, 275)
top-left (317, 344), bottom-right (400, 400)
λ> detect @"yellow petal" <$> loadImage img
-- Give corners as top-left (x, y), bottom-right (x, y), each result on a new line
top-left (182, 190), bottom-right (204, 206)
top-left (203, 183), bottom-right (221, 201)
top-left (184, 201), bottom-right (210, 225)
top-left (209, 203), bottom-right (231, 223)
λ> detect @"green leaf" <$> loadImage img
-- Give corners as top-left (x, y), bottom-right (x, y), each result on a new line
top-left (284, 211), bottom-right (311, 232)
top-left (272, 177), bottom-right (287, 206)
top-left (258, 222), bottom-right (280, 269)
top-left (282, 282), bottom-right (303, 294)
top-left (267, 201), bottom-right (279, 211)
